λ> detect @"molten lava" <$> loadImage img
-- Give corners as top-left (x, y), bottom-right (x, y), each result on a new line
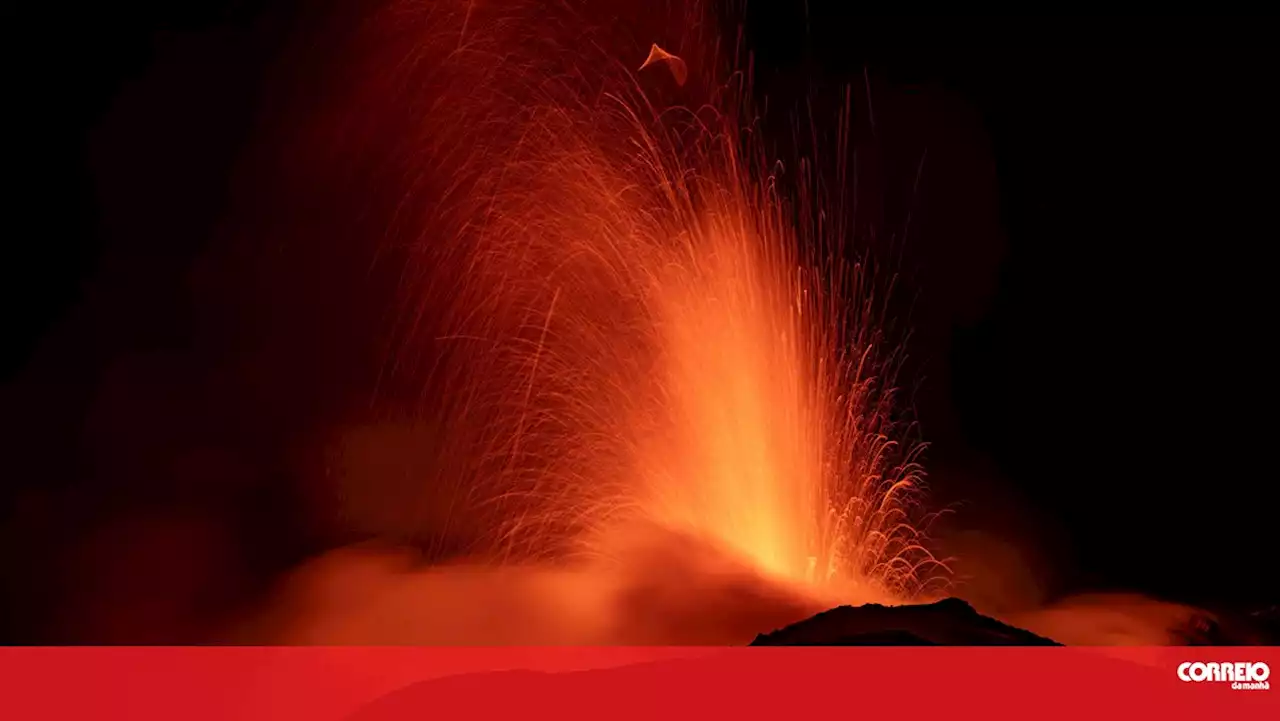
top-left (244, 0), bottom-right (948, 644)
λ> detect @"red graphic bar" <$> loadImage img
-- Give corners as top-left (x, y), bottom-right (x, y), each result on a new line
top-left (2, 647), bottom-right (1275, 720)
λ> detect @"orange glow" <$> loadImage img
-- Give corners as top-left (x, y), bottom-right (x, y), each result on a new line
top-left (252, 0), bottom-right (950, 642)
top-left (377, 0), bottom-right (945, 606)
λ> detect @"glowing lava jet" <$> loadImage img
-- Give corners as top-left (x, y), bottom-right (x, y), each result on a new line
top-left (241, 0), bottom-right (949, 645)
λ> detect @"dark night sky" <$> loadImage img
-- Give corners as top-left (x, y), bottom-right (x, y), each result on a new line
top-left (2, 4), bottom-right (1276, 643)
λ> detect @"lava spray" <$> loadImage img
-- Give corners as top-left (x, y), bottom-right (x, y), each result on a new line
top-left (246, 0), bottom-right (949, 644)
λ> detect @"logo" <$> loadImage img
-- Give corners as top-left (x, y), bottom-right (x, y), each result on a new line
top-left (1178, 661), bottom-right (1270, 691)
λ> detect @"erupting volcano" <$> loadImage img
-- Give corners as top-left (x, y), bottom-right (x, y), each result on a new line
top-left (6, 0), bottom-right (1275, 654)
top-left (402, 42), bottom-right (948, 603)
top-left (225, 1), bottom-right (1259, 647)
top-left (238, 0), bottom-right (952, 644)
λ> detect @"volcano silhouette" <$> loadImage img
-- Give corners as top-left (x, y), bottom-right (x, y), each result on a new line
top-left (751, 598), bottom-right (1061, 645)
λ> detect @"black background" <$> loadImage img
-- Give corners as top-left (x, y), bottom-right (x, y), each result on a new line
top-left (3, 3), bottom-right (1276, 642)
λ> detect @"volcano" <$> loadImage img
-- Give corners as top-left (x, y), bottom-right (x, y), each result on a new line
top-left (751, 598), bottom-right (1060, 645)
top-left (751, 596), bottom-right (1280, 646)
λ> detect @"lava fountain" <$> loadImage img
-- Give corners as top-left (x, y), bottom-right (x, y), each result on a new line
top-left (245, 0), bottom-right (948, 643)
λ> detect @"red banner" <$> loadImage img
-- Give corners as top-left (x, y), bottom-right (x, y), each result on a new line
top-left (2, 647), bottom-right (1275, 720)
